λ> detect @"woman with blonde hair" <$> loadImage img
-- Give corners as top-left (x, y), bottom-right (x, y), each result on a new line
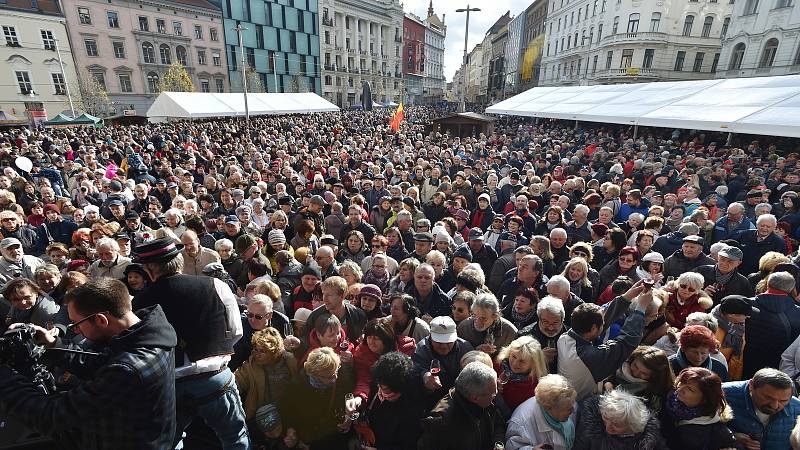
top-left (495, 336), bottom-right (549, 416)
top-left (506, 374), bottom-right (577, 450)
top-left (561, 257), bottom-right (593, 303)
top-left (750, 251), bottom-right (791, 293)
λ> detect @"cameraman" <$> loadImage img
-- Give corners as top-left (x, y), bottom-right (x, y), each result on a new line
top-left (0, 278), bottom-right (178, 449)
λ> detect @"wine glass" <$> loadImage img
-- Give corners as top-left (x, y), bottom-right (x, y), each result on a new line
top-left (485, 330), bottom-right (495, 347)
top-left (498, 371), bottom-right (509, 385)
top-left (283, 322), bottom-right (294, 337)
top-left (429, 359), bottom-right (442, 376)
top-left (494, 442), bottom-right (505, 450)
top-left (339, 339), bottom-right (351, 352)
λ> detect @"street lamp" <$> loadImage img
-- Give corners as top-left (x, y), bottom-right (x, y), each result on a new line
top-left (233, 24), bottom-right (249, 129)
top-left (456, 5), bottom-right (480, 113)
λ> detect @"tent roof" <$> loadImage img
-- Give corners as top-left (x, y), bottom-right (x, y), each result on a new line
top-left (44, 113), bottom-right (74, 124)
top-left (72, 113), bottom-right (102, 124)
top-left (486, 75), bottom-right (800, 138)
top-left (146, 92), bottom-right (339, 119)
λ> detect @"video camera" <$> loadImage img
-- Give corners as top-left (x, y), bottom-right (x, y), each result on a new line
top-left (0, 325), bottom-right (56, 395)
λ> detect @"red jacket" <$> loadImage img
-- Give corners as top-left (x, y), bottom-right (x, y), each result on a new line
top-left (299, 327), bottom-right (355, 367)
top-left (353, 335), bottom-right (416, 401)
top-left (493, 362), bottom-right (539, 413)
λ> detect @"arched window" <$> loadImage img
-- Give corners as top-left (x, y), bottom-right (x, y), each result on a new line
top-left (612, 16), bottom-right (619, 34)
top-left (159, 44), bottom-right (171, 64)
top-left (147, 72), bottom-right (159, 92)
top-left (142, 42), bottom-right (155, 64)
top-left (650, 12), bottom-right (661, 32)
top-left (627, 13), bottom-right (640, 33)
top-left (683, 15), bottom-right (694, 36)
top-left (702, 16), bottom-right (713, 37)
top-left (729, 43), bottom-right (746, 70)
top-left (176, 46), bottom-right (187, 66)
top-left (759, 38), bottom-right (779, 68)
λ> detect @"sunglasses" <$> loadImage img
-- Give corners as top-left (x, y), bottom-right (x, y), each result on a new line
top-left (679, 284), bottom-right (697, 293)
top-left (67, 310), bottom-right (107, 332)
top-left (246, 312), bottom-right (270, 320)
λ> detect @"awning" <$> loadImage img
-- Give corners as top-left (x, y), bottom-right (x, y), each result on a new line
top-left (146, 92), bottom-right (339, 119)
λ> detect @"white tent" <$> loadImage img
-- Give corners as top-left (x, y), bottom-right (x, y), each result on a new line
top-left (486, 75), bottom-right (800, 138)
top-left (146, 92), bottom-right (339, 120)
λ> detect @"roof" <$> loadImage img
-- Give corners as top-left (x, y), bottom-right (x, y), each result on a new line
top-left (146, 92), bottom-right (339, 119)
top-left (432, 112), bottom-right (497, 123)
top-left (0, 0), bottom-right (62, 16)
top-left (167, 0), bottom-right (220, 12)
top-left (486, 11), bottom-right (511, 36)
top-left (486, 75), bottom-right (800, 138)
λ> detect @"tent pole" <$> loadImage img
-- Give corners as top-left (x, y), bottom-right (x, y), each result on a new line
top-left (726, 132), bottom-right (733, 146)
top-left (574, 120), bottom-right (578, 130)
top-left (234, 24), bottom-right (250, 131)
top-left (633, 125), bottom-right (638, 139)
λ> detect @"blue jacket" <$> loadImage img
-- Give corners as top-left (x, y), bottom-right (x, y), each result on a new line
top-left (723, 380), bottom-right (800, 450)
top-left (712, 215), bottom-right (755, 244)
top-left (652, 231), bottom-right (686, 258)
top-left (615, 203), bottom-right (649, 223)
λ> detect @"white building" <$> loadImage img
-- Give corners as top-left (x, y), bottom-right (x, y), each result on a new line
top-left (319, 0), bottom-right (404, 107)
top-left (1, 0), bottom-right (82, 125)
top-left (719, 0), bottom-right (800, 78)
top-left (423, 2), bottom-right (446, 104)
top-left (539, 0), bottom-right (732, 86)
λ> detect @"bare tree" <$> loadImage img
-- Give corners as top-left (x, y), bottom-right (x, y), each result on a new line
top-left (158, 62), bottom-right (195, 92)
top-left (76, 73), bottom-right (111, 117)
top-left (245, 66), bottom-right (264, 93)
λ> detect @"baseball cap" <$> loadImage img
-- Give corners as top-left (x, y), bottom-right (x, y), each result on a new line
top-left (292, 307), bottom-right (312, 323)
top-left (717, 246), bottom-right (743, 261)
top-left (225, 215), bottom-right (240, 224)
top-left (0, 237), bottom-right (21, 249)
top-left (430, 316), bottom-right (457, 343)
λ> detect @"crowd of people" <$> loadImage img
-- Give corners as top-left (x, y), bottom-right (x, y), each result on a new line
top-left (1, 106), bottom-right (800, 450)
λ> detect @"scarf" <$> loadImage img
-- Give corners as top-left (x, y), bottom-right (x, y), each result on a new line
top-left (667, 391), bottom-right (703, 421)
top-left (613, 362), bottom-right (649, 396)
top-left (308, 375), bottom-right (334, 390)
top-left (711, 305), bottom-right (745, 356)
top-left (511, 307), bottom-right (537, 327)
top-left (500, 360), bottom-right (531, 383)
top-left (542, 405), bottom-right (575, 449)
top-left (714, 266), bottom-right (735, 286)
top-left (569, 278), bottom-right (583, 299)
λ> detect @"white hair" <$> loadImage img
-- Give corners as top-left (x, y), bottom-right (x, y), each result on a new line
top-left (94, 237), bottom-right (119, 252)
top-left (756, 213), bottom-right (777, 226)
top-left (455, 361), bottom-right (497, 398)
top-left (573, 204), bottom-right (589, 215)
top-left (471, 293), bottom-right (500, 315)
top-left (165, 208), bottom-right (183, 219)
top-left (215, 238), bottom-right (233, 250)
top-left (597, 389), bottom-right (651, 434)
top-left (550, 228), bottom-right (567, 239)
top-left (537, 296), bottom-right (565, 320)
top-left (248, 294), bottom-right (274, 312)
top-left (547, 275), bottom-right (570, 294)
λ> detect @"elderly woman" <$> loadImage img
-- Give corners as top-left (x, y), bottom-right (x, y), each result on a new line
top-left (501, 287), bottom-right (538, 330)
top-left (426, 250), bottom-right (455, 292)
top-left (338, 260), bottom-right (363, 286)
top-left (457, 293), bottom-right (518, 356)
top-left (665, 272), bottom-right (713, 328)
top-left (234, 327), bottom-right (297, 425)
top-left (495, 336), bottom-right (549, 416)
top-left (602, 346), bottom-right (674, 414)
top-left (389, 293), bottom-right (430, 343)
top-left (636, 252), bottom-right (664, 288)
top-left (2, 278), bottom-right (61, 332)
top-left (597, 246), bottom-right (640, 295)
top-left (34, 263), bottom-right (61, 296)
top-left (278, 347), bottom-right (355, 449)
top-left (388, 257), bottom-right (418, 294)
top-left (561, 257), bottom-right (594, 304)
top-left (573, 389), bottom-right (665, 450)
top-left (669, 325), bottom-right (729, 382)
top-left (163, 208), bottom-right (186, 238)
top-left (216, 238), bottom-right (245, 285)
top-left (506, 374), bottom-right (577, 450)
top-left (361, 253), bottom-right (390, 294)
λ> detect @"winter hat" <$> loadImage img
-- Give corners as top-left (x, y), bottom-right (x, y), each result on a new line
top-left (268, 229), bottom-right (287, 246)
top-left (359, 284), bottom-right (382, 302)
top-left (453, 245), bottom-right (473, 262)
top-left (44, 204), bottom-right (60, 214)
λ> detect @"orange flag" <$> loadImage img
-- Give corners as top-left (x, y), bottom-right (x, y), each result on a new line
top-left (390, 103), bottom-right (404, 132)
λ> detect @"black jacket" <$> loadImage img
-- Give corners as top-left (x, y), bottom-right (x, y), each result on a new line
top-left (418, 389), bottom-right (505, 450)
top-left (573, 394), bottom-right (668, 450)
top-left (663, 250), bottom-right (715, 279)
top-left (695, 264), bottom-right (754, 304)
top-left (0, 306), bottom-right (177, 450)
top-left (1, 224), bottom-right (39, 256)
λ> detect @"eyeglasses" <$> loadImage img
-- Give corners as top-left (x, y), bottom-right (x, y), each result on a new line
top-left (246, 311), bottom-right (270, 320)
top-left (67, 310), bottom-right (107, 332)
top-left (618, 257), bottom-right (636, 263)
top-left (679, 284), bottom-right (697, 293)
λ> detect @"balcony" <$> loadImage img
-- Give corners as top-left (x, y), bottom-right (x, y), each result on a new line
top-left (347, 48), bottom-right (355, 54)
top-left (599, 31), bottom-right (668, 45)
top-left (324, 64), bottom-right (335, 70)
top-left (590, 67), bottom-right (659, 81)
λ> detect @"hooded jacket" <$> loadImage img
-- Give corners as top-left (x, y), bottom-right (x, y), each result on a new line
top-left (0, 305), bottom-right (177, 450)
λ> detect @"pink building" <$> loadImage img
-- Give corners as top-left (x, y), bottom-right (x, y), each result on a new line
top-left (61, 0), bottom-right (229, 114)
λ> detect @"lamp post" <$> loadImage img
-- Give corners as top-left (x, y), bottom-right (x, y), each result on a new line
top-left (233, 24), bottom-right (249, 128)
top-left (54, 38), bottom-right (75, 118)
top-left (456, 5), bottom-right (480, 113)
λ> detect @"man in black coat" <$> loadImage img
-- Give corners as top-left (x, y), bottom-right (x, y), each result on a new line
top-left (695, 245), bottom-right (753, 304)
top-left (735, 214), bottom-right (788, 276)
top-left (467, 228), bottom-right (498, 277)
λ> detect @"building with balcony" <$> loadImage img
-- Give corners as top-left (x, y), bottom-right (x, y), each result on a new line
top-left (319, 0), bottom-right (403, 107)
top-left (538, 0), bottom-right (732, 86)
top-left (719, 0), bottom-right (800, 79)
top-left (0, 0), bottom-right (82, 123)
top-left (217, 0), bottom-right (319, 95)
top-left (423, 1), bottom-right (445, 105)
top-left (519, 0), bottom-right (548, 91)
top-left (62, 0), bottom-right (228, 113)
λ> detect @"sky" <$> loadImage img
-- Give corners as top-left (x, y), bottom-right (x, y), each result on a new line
top-left (402, 0), bottom-right (528, 83)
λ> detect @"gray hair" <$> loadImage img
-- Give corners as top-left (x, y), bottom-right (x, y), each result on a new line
top-left (248, 294), bottom-right (274, 312)
top-left (727, 203), bottom-right (745, 214)
top-left (455, 361), bottom-right (497, 398)
top-left (677, 222), bottom-right (700, 235)
top-left (755, 203), bottom-right (773, 214)
top-left (677, 272), bottom-right (704, 290)
top-left (537, 295), bottom-right (565, 320)
top-left (573, 204), bottom-right (589, 215)
top-left (514, 245), bottom-right (534, 255)
top-left (767, 271), bottom-right (795, 293)
top-left (339, 260), bottom-right (363, 280)
top-left (471, 293), bottom-right (500, 315)
top-left (597, 389), bottom-right (651, 434)
top-left (629, 213), bottom-right (645, 223)
top-left (685, 312), bottom-right (718, 332)
top-left (535, 374), bottom-right (576, 410)
top-left (751, 368), bottom-right (794, 391)
top-left (95, 237), bottom-right (119, 252)
top-left (550, 227), bottom-right (567, 239)
top-left (215, 238), bottom-right (234, 251)
top-left (34, 263), bottom-right (60, 278)
top-left (547, 275), bottom-right (570, 294)
top-left (709, 242), bottom-right (728, 255)
top-left (396, 210), bottom-right (412, 221)
top-left (165, 208), bottom-right (183, 219)
top-left (756, 213), bottom-right (777, 226)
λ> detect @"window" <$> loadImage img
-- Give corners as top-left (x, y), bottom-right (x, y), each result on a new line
top-left (606, 50), bottom-right (613, 69)
top-left (215, 78), bottom-right (224, 92)
top-left (722, 17), bottom-right (730, 37)
top-left (598, 23), bottom-right (603, 41)
top-left (612, 16), bottom-right (619, 34)
top-left (650, 12), bottom-right (661, 32)
top-left (139, 16), bottom-right (149, 31)
top-left (324, 75), bottom-right (331, 85)
top-left (173, 22), bottom-right (183, 36)
top-left (643, 49), bottom-right (654, 68)
top-left (627, 13), bottom-right (640, 33)
top-left (157, 19), bottom-right (166, 34)
top-left (113, 41), bottom-right (125, 58)
top-left (210, 28), bottom-right (218, 41)
top-left (3, 26), bottom-right (19, 46)
top-left (107, 11), bottom-right (119, 28)
top-left (41, 30), bottom-right (55, 50)
top-left (194, 25), bottom-right (203, 40)
top-left (159, 44), bottom-right (170, 64)
top-left (693, 52), bottom-right (704, 71)
top-left (200, 79), bottom-right (210, 92)
top-left (147, 72), bottom-right (158, 92)
top-left (711, 53), bottom-right (720, 72)
top-left (759, 38), bottom-right (779, 67)
top-left (246, 48), bottom-right (255, 67)
top-left (601, 0), bottom-right (606, 12)
top-left (620, 49), bottom-right (634, 68)
top-left (176, 46), bottom-right (187, 65)
top-left (592, 55), bottom-right (598, 73)
top-left (142, 42), bottom-right (155, 63)
top-left (85, 39), bottom-right (98, 56)
top-left (743, 0), bottom-right (759, 14)
top-left (702, 16), bottom-right (713, 37)
top-left (212, 52), bottom-right (221, 66)
top-left (683, 15), bottom-right (694, 36)
top-left (256, 25), bottom-right (263, 48)
top-left (51, 72), bottom-right (66, 94)
top-left (776, 0), bottom-right (793, 7)
top-left (674, 51), bottom-right (686, 71)
top-left (78, 7), bottom-right (91, 25)
top-left (91, 71), bottom-right (106, 90)
top-left (15, 71), bottom-right (32, 93)
top-left (729, 43), bottom-right (746, 69)
top-left (118, 73), bottom-right (132, 92)
top-left (197, 50), bottom-right (206, 65)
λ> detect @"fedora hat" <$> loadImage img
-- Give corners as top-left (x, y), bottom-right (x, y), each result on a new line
top-left (132, 237), bottom-right (183, 264)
